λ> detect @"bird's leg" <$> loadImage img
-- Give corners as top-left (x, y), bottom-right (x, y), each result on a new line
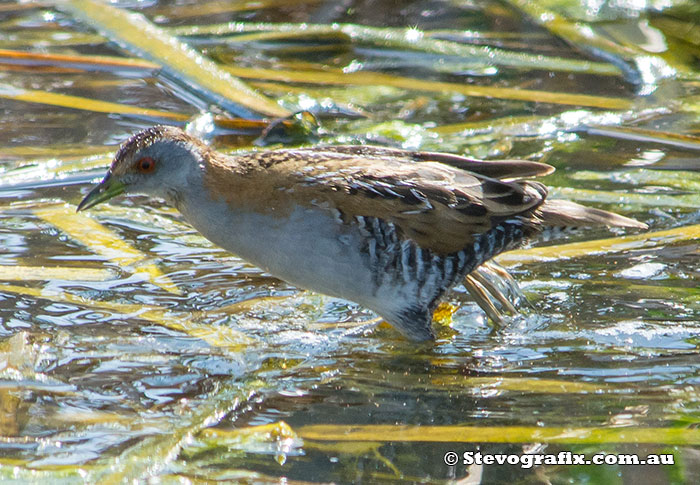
top-left (470, 267), bottom-right (518, 315)
top-left (463, 261), bottom-right (533, 328)
top-left (480, 261), bottom-right (533, 310)
top-left (463, 274), bottom-right (506, 328)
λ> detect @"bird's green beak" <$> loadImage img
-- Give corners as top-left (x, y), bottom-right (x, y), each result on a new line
top-left (76, 175), bottom-right (126, 212)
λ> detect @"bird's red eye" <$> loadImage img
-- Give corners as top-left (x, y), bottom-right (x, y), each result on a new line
top-left (137, 157), bottom-right (156, 173)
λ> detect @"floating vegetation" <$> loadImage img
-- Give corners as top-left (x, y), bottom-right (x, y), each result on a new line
top-left (0, 0), bottom-right (697, 483)
top-left (57, 0), bottom-right (289, 118)
top-left (171, 21), bottom-right (624, 76)
top-left (298, 424), bottom-right (700, 445)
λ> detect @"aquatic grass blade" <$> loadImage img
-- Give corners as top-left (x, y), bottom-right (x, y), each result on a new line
top-left (297, 424), bottom-right (700, 445)
top-left (0, 266), bottom-right (113, 281)
top-left (505, 0), bottom-right (677, 85)
top-left (171, 21), bottom-right (622, 76)
top-left (0, 83), bottom-right (189, 120)
top-left (222, 65), bottom-right (633, 109)
top-left (33, 204), bottom-right (182, 294)
top-left (56, 0), bottom-right (289, 118)
top-left (0, 283), bottom-right (253, 350)
top-left (0, 48), bottom-right (159, 72)
top-left (497, 224), bottom-right (700, 264)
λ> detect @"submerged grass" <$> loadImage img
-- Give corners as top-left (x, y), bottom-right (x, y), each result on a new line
top-left (497, 224), bottom-right (700, 265)
top-left (297, 424), bottom-right (700, 445)
top-left (0, 48), bottom-right (159, 72)
top-left (0, 83), bottom-right (189, 121)
top-left (222, 65), bottom-right (634, 109)
top-left (428, 376), bottom-right (610, 394)
top-left (0, 265), bottom-right (113, 281)
top-left (171, 21), bottom-right (623, 76)
top-left (0, 0), bottom-right (697, 483)
top-left (34, 204), bottom-right (182, 294)
top-left (0, 283), bottom-right (253, 350)
top-left (57, 0), bottom-right (289, 118)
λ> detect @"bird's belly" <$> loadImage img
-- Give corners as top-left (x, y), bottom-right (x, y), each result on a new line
top-left (180, 201), bottom-right (375, 303)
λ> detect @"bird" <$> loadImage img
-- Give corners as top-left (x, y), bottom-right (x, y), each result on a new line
top-left (77, 125), bottom-right (647, 341)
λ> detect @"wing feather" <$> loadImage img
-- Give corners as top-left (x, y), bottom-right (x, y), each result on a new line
top-left (291, 145), bottom-right (554, 180)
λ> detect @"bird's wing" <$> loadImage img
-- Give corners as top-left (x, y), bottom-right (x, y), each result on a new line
top-left (291, 145), bottom-right (555, 180)
top-left (318, 159), bottom-right (547, 254)
top-left (216, 147), bottom-right (549, 255)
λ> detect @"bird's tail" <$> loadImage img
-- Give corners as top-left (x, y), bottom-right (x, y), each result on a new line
top-left (535, 199), bottom-right (647, 230)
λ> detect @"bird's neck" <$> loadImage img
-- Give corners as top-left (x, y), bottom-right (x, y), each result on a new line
top-left (199, 151), bottom-right (302, 217)
top-left (174, 153), bottom-right (293, 267)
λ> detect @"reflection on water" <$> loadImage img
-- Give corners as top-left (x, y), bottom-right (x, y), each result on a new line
top-left (0, 0), bottom-right (699, 482)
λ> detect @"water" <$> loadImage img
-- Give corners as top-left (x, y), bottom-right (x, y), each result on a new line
top-left (0, 0), bottom-right (698, 483)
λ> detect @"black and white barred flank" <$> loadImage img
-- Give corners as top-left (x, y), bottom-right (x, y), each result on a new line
top-left (356, 215), bottom-right (528, 310)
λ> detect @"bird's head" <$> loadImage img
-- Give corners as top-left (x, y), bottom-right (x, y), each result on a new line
top-left (77, 126), bottom-right (208, 211)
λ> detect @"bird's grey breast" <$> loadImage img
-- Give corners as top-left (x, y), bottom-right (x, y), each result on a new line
top-left (177, 193), bottom-right (376, 301)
